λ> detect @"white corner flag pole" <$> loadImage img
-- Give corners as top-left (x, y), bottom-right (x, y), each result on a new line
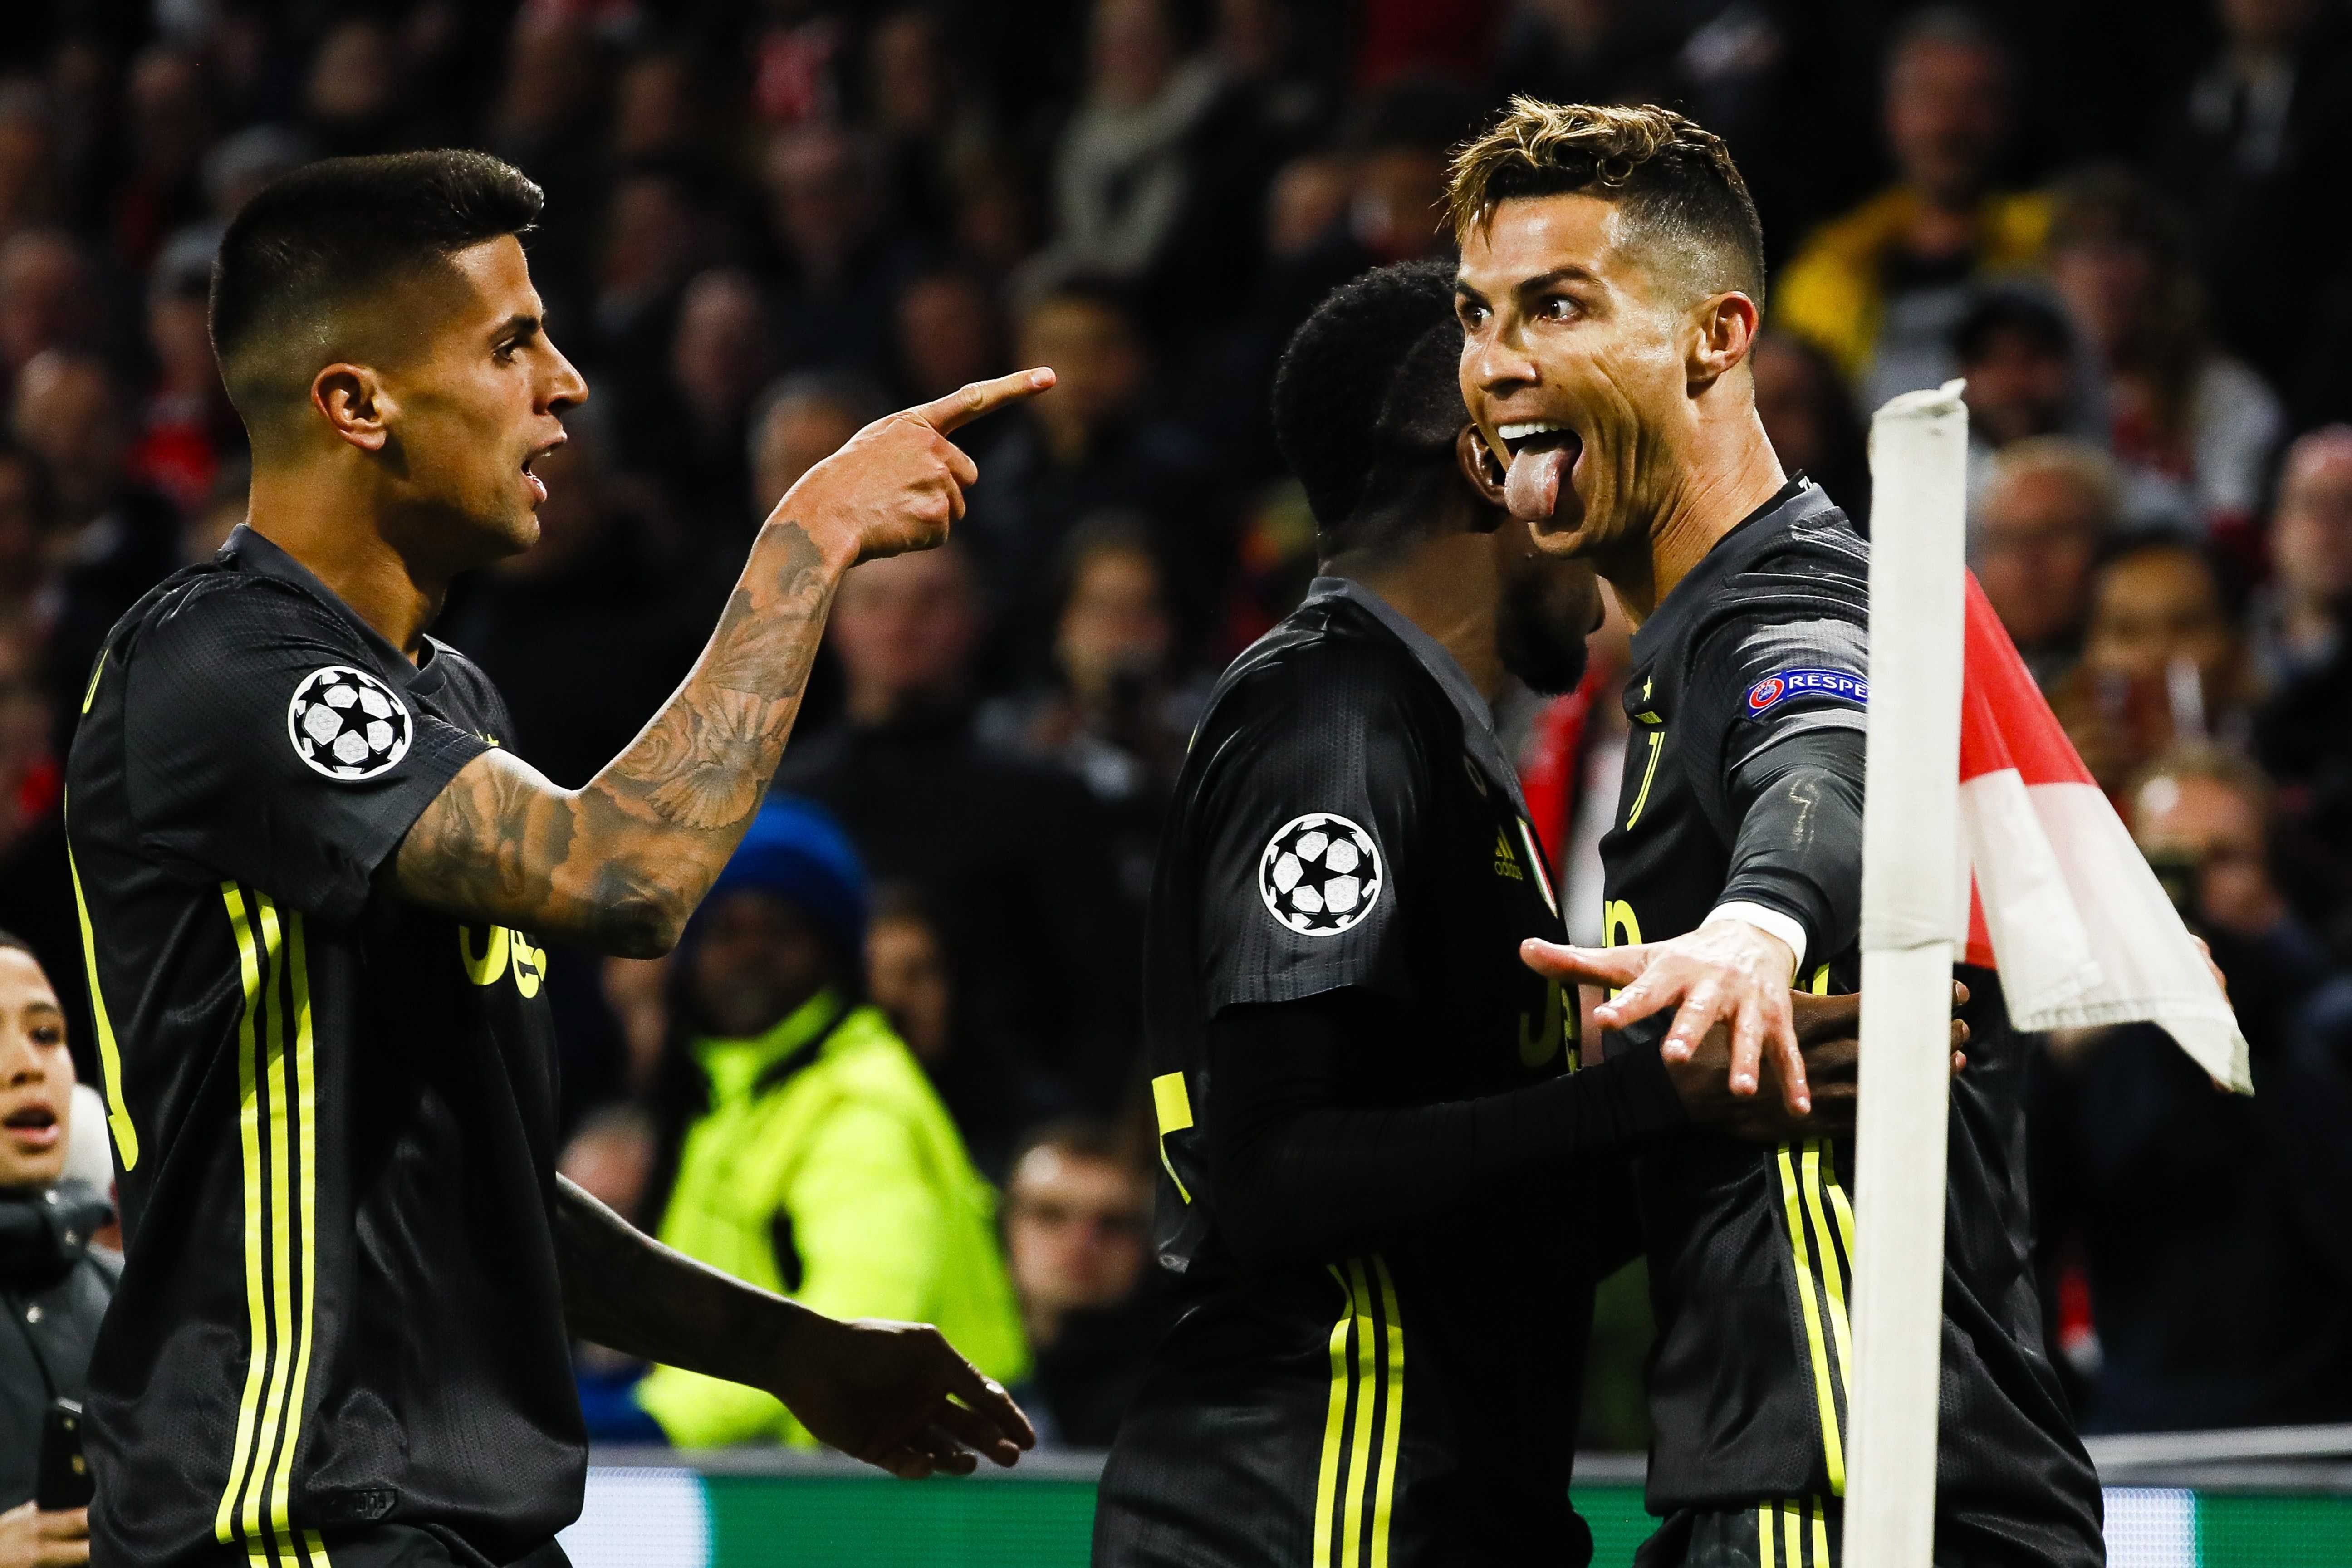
top-left (1844, 380), bottom-right (1971, 1568)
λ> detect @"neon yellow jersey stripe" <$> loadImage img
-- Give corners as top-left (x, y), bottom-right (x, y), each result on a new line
top-left (1368, 1257), bottom-right (1405, 1568)
top-left (1776, 1146), bottom-right (1846, 1494)
top-left (1312, 1266), bottom-right (1355, 1568)
top-left (1811, 1498), bottom-right (1832, 1568)
top-left (1783, 1500), bottom-right (1803, 1568)
top-left (79, 649), bottom-right (106, 713)
top-left (1823, 1142), bottom-right (1858, 1272)
top-left (1759, 1504), bottom-right (1777, 1568)
top-left (1149, 1073), bottom-right (1195, 1203)
top-left (1340, 1259), bottom-right (1380, 1568)
top-left (216, 886), bottom-right (274, 1544)
top-left (64, 842), bottom-right (137, 1170)
top-left (1801, 1142), bottom-right (1856, 1414)
top-left (270, 911), bottom-right (321, 1537)
top-left (245, 894), bottom-right (295, 1544)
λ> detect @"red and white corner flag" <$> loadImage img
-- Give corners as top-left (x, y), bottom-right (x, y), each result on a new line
top-left (1952, 576), bottom-right (2252, 1091)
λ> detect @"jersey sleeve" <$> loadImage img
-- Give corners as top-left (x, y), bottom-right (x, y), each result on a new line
top-left (1189, 647), bottom-right (1429, 1013)
top-left (1683, 579), bottom-right (1869, 823)
top-left (121, 579), bottom-right (489, 925)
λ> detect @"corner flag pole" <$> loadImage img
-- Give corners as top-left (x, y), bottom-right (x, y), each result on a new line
top-left (1845, 380), bottom-right (1971, 1567)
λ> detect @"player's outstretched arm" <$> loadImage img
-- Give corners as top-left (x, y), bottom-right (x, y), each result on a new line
top-left (550, 1176), bottom-right (1034, 1477)
top-left (392, 370), bottom-right (1053, 955)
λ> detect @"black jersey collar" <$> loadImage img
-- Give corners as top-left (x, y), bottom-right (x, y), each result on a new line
top-left (224, 524), bottom-right (453, 696)
top-left (1628, 477), bottom-right (1835, 663)
top-left (1306, 574), bottom-right (1530, 818)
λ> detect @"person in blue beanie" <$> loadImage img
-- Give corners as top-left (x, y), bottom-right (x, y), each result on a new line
top-left (626, 796), bottom-right (1030, 1447)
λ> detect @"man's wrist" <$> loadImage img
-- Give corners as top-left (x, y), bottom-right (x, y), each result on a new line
top-left (764, 512), bottom-right (860, 578)
top-left (1705, 902), bottom-right (1806, 976)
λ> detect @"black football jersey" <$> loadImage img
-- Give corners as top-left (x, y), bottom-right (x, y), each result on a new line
top-left (64, 526), bottom-right (584, 1567)
top-left (1117, 577), bottom-right (1628, 1566)
top-left (1599, 482), bottom-right (2104, 1561)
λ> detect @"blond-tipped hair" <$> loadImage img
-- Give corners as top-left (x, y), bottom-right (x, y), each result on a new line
top-left (1444, 98), bottom-right (1766, 305)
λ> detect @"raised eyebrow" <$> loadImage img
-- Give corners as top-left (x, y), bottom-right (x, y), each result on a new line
top-left (1453, 280), bottom-right (1489, 308)
top-left (1514, 267), bottom-right (1597, 299)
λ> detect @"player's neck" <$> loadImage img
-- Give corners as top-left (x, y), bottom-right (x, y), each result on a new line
top-left (246, 462), bottom-right (449, 664)
top-left (1343, 531), bottom-right (1507, 701)
top-left (1612, 418), bottom-right (1786, 627)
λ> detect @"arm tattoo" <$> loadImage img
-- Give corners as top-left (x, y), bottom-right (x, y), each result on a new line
top-left (394, 519), bottom-right (844, 953)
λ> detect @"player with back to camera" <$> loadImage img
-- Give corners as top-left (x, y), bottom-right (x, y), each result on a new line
top-left (1449, 101), bottom-right (2104, 1566)
top-left (1090, 260), bottom-right (1952, 1568)
top-left (64, 150), bottom-right (1049, 1568)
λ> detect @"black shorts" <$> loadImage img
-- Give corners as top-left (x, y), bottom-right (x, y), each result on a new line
top-left (191, 1526), bottom-right (570, 1568)
top-left (1635, 1498), bottom-right (2028, 1568)
top-left (1093, 1353), bottom-right (1592, 1568)
top-left (1635, 1499), bottom-right (1843, 1568)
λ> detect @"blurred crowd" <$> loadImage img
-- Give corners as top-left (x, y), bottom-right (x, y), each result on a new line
top-left (3, 0), bottom-right (2351, 1474)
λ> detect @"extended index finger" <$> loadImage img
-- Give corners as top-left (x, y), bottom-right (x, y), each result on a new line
top-left (914, 367), bottom-right (1057, 434)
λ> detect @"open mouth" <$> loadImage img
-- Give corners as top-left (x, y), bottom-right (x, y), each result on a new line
top-left (1495, 420), bottom-right (1583, 521)
top-left (2, 1103), bottom-right (59, 1149)
top-left (521, 436), bottom-right (565, 507)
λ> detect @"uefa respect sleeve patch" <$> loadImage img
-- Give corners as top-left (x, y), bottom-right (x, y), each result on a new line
top-left (1744, 667), bottom-right (1867, 718)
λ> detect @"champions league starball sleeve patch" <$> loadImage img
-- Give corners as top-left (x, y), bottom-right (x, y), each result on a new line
top-left (1259, 812), bottom-right (1384, 936)
top-left (1744, 667), bottom-right (1867, 718)
top-left (287, 665), bottom-right (414, 780)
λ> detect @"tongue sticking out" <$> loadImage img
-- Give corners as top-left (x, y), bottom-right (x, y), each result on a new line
top-left (1505, 444), bottom-right (1570, 522)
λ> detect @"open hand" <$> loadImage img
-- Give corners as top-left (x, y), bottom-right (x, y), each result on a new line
top-left (0, 1500), bottom-right (88, 1568)
top-left (768, 1316), bottom-right (1037, 1480)
top-left (778, 368), bottom-right (1056, 566)
top-left (1523, 916), bottom-right (1808, 1113)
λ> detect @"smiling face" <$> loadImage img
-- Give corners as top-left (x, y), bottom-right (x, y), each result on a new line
top-left (368, 235), bottom-right (587, 572)
top-left (0, 944), bottom-right (73, 1191)
top-left (1455, 192), bottom-right (1711, 561)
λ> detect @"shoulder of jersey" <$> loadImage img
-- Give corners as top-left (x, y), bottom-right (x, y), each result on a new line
top-left (1204, 605), bottom-right (1428, 727)
top-left (133, 565), bottom-right (343, 651)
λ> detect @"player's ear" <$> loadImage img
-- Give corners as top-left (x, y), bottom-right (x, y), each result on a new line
top-left (313, 363), bottom-right (392, 454)
top-left (1456, 423), bottom-right (1511, 520)
top-left (1686, 291), bottom-right (1760, 396)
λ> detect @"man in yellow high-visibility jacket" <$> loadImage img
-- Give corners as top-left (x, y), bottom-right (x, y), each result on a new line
top-left (634, 796), bottom-right (1029, 1448)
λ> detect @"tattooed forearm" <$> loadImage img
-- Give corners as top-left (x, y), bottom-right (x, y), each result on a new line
top-left (393, 517), bottom-right (849, 953)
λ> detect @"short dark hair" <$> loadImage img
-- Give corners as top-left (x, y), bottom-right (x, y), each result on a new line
top-left (1954, 288), bottom-right (2073, 365)
top-left (1445, 99), bottom-right (1766, 307)
top-left (1271, 260), bottom-right (1469, 558)
top-left (210, 150), bottom-right (544, 419)
top-left (0, 928), bottom-right (34, 960)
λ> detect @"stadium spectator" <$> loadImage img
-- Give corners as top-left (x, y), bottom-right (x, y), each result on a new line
top-left (0, 930), bottom-right (113, 1565)
top-left (2029, 747), bottom-right (2352, 1431)
top-left (959, 279), bottom-right (1227, 679)
top-left (1775, 7), bottom-right (2049, 409)
top-left (2157, 0), bottom-right (2352, 421)
top-left (891, 269), bottom-right (1006, 410)
top-left (773, 542), bottom-right (1141, 1113)
top-left (617, 267), bottom-right (779, 532)
top-left (2044, 165), bottom-right (2286, 549)
top-left (981, 514), bottom-right (1208, 898)
top-left (0, 79), bottom-right (59, 242)
top-left (2055, 536), bottom-right (2249, 793)
top-left (1972, 438), bottom-right (2121, 689)
top-left (866, 881), bottom-right (1061, 1181)
top-left (1953, 288), bottom-right (2096, 508)
top-left (0, 622), bottom-right (75, 1074)
top-left (2254, 427), bottom-right (2352, 958)
top-left (110, 45), bottom-right (211, 272)
top-left (634, 798), bottom-right (1029, 1448)
top-left (130, 229), bottom-right (236, 516)
top-left (1026, 0), bottom-right (1269, 334)
top-left (1000, 1118), bottom-right (1165, 1448)
top-left (748, 371), bottom-right (888, 518)
top-left (760, 124), bottom-right (917, 374)
top-left (9, 351), bottom-right (177, 749)
top-left (2252, 424), bottom-right (2352, 692)
top-left (0, 230), bottom-right (93, 399)
top-left (1750, 329), bottom-right (1869, 524)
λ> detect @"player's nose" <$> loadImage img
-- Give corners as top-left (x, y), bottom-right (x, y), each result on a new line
top-left (544, 343), bottom-right (589, 413)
